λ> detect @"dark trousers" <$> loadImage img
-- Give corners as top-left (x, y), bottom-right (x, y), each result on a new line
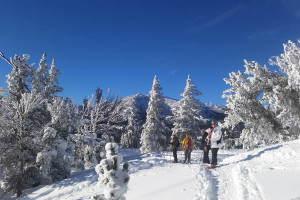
top-left (203, 146), bottom-right (210, 164)
top-left (184, 149), bottom-right (191, 163)
top-left (172, 149), bottom-right (178, 162)
top-left (211, 148), bottom-right (219, 165)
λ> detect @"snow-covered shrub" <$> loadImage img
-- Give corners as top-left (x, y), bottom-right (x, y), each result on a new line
top-left (94, 143), bottom-right (129, 200)
top-left (71, 120), bottom-right (105, 170)
top-left (120, 103), bottom-right (141, 148)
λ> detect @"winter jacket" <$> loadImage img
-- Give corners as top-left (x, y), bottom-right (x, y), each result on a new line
top-left (170, 135), bottom-right (180, 150)
top-left (182, 136), bottom-right (194, 150)
top-left (210, 126), bottom-right (223, 148)
top-left (201, 132), bottom-right (209, 146)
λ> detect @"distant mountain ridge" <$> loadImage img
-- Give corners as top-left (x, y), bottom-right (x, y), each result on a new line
top-left (119, 94), bottom-right (226, 123)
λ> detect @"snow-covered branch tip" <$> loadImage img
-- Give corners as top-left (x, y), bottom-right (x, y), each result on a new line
top-left (0, 51), bottom-right (17, 69)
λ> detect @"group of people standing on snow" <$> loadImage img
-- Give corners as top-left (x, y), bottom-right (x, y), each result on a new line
top-left (169, 121), bottom-right (223, 168)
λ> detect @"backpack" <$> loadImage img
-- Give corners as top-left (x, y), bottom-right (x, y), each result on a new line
top-left (187, 137), bottom-right (192, 149)
top-left (216, 132), bottom-right (224, 147)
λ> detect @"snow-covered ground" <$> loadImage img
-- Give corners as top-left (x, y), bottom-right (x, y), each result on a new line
top-left (2, 139), bottom-right (300, 200)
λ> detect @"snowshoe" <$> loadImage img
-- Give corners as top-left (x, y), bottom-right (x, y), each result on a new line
top-left (206, 164), bottom-right (216, 169)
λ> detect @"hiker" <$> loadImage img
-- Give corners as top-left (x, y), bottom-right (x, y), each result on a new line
top-left (169, 133), bottom-right (180, 163)
top-left (208, 121), bottom-right (223, 168)
top-left (182, 132), bottom-right (194, 164)
top-left (201, 129), bottom-right (210, 164)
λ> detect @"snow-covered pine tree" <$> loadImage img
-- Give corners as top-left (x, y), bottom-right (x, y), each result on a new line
top-left (223, 60), bottom-right (286, 148)
top-left (0, 92), bottom-right (45, 196)
top-left (269, 40), bottom-right (300, 140)
top-left (87, 88), bottom-right (123, 142)
top-left (72, 88), bottom-right (124, 170)
top-left (0, 52), bottom-right (76, 196)
top-left (36, 97), bottom-right (80, 183)
top-left (32, 54), bottom-right (62, 99)
top-left (120, 100), bottom-right (141, 148)
top-left (140, 75), bottom-right (168, 153)
top-left (71, 95), bottom-right (102, 169)
top-left (94, 143), bottom-right (129, 200)
top-left (223, 41), bottom-right (300, 149)
top-left (32, 53), bottom-right (49, 94)
top-left (45, 59), bottom-right (63, 98)
top-left (0, 53), bottom-right (45, 196)
top-left (71, 122), bottom-right (101, 170)
top-left (172, 75), bottom-right (203, 140)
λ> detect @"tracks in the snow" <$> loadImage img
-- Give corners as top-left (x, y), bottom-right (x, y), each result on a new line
top-left (194, 153), bottom-right (265, 200)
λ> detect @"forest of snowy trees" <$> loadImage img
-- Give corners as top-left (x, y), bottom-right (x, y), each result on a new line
top-left (1, 39), bottom-right (300, 197)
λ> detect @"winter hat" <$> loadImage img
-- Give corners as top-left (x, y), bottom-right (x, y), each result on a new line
top-left (211, 121), bottom-right (216, 125)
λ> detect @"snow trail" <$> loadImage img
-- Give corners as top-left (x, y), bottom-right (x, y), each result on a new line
top-left (125, 150), bottom-right (201, 200)
top-left (8, 139), bottom-right (300, 200)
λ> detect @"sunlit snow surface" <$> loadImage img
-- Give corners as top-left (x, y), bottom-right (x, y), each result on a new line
top-left (3, 139), bottom-right (300, 200)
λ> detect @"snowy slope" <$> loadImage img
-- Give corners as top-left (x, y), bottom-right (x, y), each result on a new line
top-left (3, 139), bottom-right (300, 200)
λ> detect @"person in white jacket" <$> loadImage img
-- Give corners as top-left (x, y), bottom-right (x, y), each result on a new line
top-left (208, 121), bottom-right (223, 168)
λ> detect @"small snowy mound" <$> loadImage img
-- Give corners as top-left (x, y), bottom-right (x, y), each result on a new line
top-left (94, 143), bottom-right (129, 200)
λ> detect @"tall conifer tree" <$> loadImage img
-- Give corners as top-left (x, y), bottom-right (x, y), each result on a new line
top-left (140, 75), bottom-right (167, 153)
top-left (172, 75), bottom-right (203, 140)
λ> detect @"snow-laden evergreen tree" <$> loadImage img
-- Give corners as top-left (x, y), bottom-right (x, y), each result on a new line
top-left (85, 88), bottom-right (123, 142)
top-left (120, 101), bottom-right (141, 148)
top-left (0, 53), bottom-right (44, 196)
top-left (223, 60), bottom-right (287, 148)
top-left (0, 92), bottom-right (45, 196)
top-left (32, 54), bottom-right (62, 99)
top-left (36, 97), bottom-right (79, 184)
top-left (223, 40), bottom-right (300, 148)
top-left (172, 75), bottom-right (203, 140)
top-left (4, 53), bottom-right (34, 101)
top-left (71, 122), bottom-right (101, 170)
top-left (94, 143), bottom-right (129, 200)
top-left (32, 53), bottom-right (49, 94)
top-left (71, 94), bottom-right (103, 170)
top-left (46, 59), bottom-right (63, 97)
top-left (0, 52), bottom-right (76, 196)
top-left (269, 40), bottom-right (300, 140)
top-left (140, 75), bottom-right (168, 153)
top-left (72, 88), bottom-right (124, 170)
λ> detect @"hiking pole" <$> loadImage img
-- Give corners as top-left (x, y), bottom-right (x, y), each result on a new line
top-left (169, 147), bottom-right (173, 162)
top-left (168, 150), bottom-right (170, 162)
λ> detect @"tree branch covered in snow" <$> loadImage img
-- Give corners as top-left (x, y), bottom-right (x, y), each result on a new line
top-left (223, 40), bottom-right (300, 148)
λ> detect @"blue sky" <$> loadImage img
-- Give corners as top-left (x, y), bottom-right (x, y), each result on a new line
top-left (0, 0), bottom-right (300, 105)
